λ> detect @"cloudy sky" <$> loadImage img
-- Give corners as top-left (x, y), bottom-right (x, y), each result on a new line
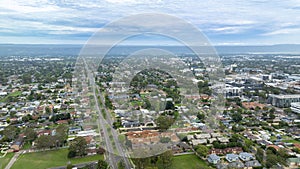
top-left (1, 0), bottom-right (300, 45)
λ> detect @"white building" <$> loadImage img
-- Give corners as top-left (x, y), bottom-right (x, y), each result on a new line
top-left (225, 84), bottom-right (243, 98)
top-left (268, 94), bottom-right (300, 108)
top-left (291, 102), bottom-right (300, 114)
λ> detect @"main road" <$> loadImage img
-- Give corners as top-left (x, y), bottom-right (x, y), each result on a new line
top-left (83, 59), bottom-right (132, 169)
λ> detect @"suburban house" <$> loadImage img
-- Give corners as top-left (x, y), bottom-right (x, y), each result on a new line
top-left (239, 152), bottom-right (254, 162)
top-left (244, 160), bottom-right (262, 168)
top-left (225, 153), bottom-right (239, 162)
top-left (208, 154), bottom-right (220, 164)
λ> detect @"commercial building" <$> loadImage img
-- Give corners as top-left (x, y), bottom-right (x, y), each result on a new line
top-left (291, 102), bottom-right (300, 114)
top-left (267, 94), bottom-right (300, 108)
top-left (225, 84), bottom-right (243, 98)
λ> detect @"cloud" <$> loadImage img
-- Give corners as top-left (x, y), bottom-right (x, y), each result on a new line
top-left (263, 28), bottom-right (300, 36)
top-left (0, 0), bottom-right (300, 44)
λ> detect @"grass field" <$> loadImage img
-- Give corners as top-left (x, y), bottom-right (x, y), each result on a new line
top-left (11, 149), bottom-right (103, 169)
top-left (171, 154), bottom-right (212, 169)
top-left (0, 153), bottom-right (14, 169)
top-left (282, 139), bottom-right (300, 144)
top-left (9, 91), bottom-right (22, 97)
top-left (0, 91), bottom-right (22, 102)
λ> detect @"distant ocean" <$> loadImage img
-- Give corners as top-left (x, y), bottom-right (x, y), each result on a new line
top-left (1, 44), bottom-right (300, 57)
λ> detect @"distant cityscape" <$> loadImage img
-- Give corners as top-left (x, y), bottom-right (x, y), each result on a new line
top-left (0, 45), bottom-right (299, 169)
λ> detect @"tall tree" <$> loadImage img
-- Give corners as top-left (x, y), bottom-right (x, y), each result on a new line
top-left (159, 150), bottom-right (173, 169)
top-left (55, 125), bottom-right (68, 147)
top-left (195, 145), bottom-right (209, 157)
top-left (68, 136), bottom-right (87, 158)
top-left (97, 159), bottom-right (108, 169)
top-left (35, 135), bottom-right (55, 149)
top-left (3, 125), bottom-right (19, 141)
top-left (24, 127), bottom-right (37, 143)
top-left (155, 115), bottom-right (174, 131)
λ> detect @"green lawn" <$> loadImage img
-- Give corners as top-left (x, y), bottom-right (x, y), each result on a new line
top-left (0, 91), bottom-right (22, 102)
top-left (22, 142), bottom-right (32, 150)
top-left (9, 91), bottom-right (22, 97)
top-left (0, 153), bottom-right (14, 169)
top-left (282, 139), bottom-right (300, 144)
top-left (171, 154), bottom-right (212, 169)
top-left (11, 149), bottom-right (103, 169)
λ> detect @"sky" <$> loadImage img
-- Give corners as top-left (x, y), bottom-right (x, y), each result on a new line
top-left (1, 0), bottom-right (300, 45)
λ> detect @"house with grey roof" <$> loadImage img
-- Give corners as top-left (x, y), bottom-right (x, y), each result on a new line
top-left (239, 152), bottom-right (254, 162)
top-left (228, 161), bottom-right (244, 168)
top-left (245, 160), bottom-right (261, 168)
top-left (208, 154), bottom-right (220, 164)
top-left (226, 153), bottom-right (239, 162)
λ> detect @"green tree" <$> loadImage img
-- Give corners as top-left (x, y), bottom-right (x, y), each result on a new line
top-left (68, 136), bottom-right (87, 158)
top-left (24, 127), bottom-right (37, 143)
top-left (45, 106), bottom-right (52, 114)
top-left (35, 135), bottom-right (55, 149)
top-left (232, 112), bottom-right (243, 122)
top-left (66, 163), bottom-right (73, 169)
top-left (3, 125), bottom-right (19, 141)
top-left (195, 144), bottom-right (209, 157)
top-left (155, 115), bottom-right (174, 131)
top-left (197, 113), bottom-right (205, 121)
top-left (269, 112), bottom-right (275, 120)
top-left (55, 125), bottom-right (68, 147)
top-left (118, 161), bottom-right (125, 169)
top-left (143, 98), bottom-right (152, 109)
top-left (284, 108), bottom-right (292, 114)
top-left (165, 101), bottom-right (175, 110)
top-left (159, 150), bottom-right (173, 169)
top-left (255, 147), bottom-right (264, 163)
top-left (97, 159), bottom-right (108, 169)
top-left (133, 157), bottom-right (150, 169)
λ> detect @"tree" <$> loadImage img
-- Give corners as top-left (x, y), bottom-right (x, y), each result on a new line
top-left (284, 108), bottom-right (292, 114)
top-left (155, 115), bottom-right (174, 131)
top-left (55, 125), bottom-right (68, 147)
top-left (97, 159), bottom-right (108, 169)
top-left (133, 157), bottom-right (150, 169)
top-left (230, 134), bottom-right (240, 142)
top-left (143, 98), bottom-right (151, 109)
top-left (266, 152), bottom-right (278, 168)
top-left (68, 136), bottom-right (87, 158)
top-left (255, 147), bottom-right (264, 163)
top-left (165, 101), bottom-right (175, 110)
top-left (160, 137), bottom-right (171, 143)
top-left (159, 150), bottom-right (173, 169)
top-left (3, 125), bottom-right (19, 141)
top-left (22, 114), bottom-right (33, 122)
top-left (45, 106), bottom-right (52, 114)
top-left (24, 127), bottom-right (37, 143)
top-left (6, 118), bottom-right (10, 124)
top-left (265, 148), bottom-right (288, 168)
top-left (35, 135), bottom-right (55, 149)
top-left (195, 145), bottom-right (209, 157)
top-left (269, 107), bottom-right (275, 113)
top-left (22, 73), bottom-right (32, 84)
top-left (118, 161), bottom-right (125, 169)
top-left (66, 163), bottom-right (73, 169)
top-left (197, 113), bottom-right (205, 121)
top-left (269, 112), bottom-right (275, 120)
top-left (232, 112), bottom-right (242, 122)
